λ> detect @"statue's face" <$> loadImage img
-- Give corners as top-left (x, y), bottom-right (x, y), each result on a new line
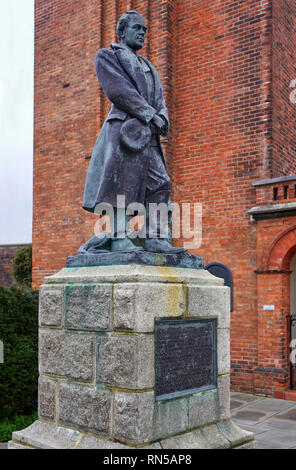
top-left (122, 16), bottom-right (147, 51)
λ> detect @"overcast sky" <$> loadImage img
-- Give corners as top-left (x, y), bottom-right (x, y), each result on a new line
top-left (0, 1), bottom-right (34, 245)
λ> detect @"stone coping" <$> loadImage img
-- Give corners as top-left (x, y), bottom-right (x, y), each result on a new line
top-left (44, 265), bottom-right (224, 285)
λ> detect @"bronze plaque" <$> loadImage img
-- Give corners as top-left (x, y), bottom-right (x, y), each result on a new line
top-left (155, 319), bottom-right (217, 400)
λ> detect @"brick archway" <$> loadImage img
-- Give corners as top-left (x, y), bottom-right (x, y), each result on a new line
top-left (254, 225), bottom-right (296, 395)
top-left (264, 225), bottom-right (296, 271)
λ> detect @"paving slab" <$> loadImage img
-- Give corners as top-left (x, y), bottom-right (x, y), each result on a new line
top-left (230, 393), bottom-right (265, 403)
top-left (255, 440), bottom-right (290, 450)
top-left (230, 400), bottom-right (246, 411)
top-left (257, 416), bottom-right (296, 432)
top-left (274, 407), bottom-right (296, 421)
top-left (246, 398), bottom-right (296, 413)
top-left (254, 429), bottom-right (296, 448)
top-left (231, 409), bottom-right (274, 425)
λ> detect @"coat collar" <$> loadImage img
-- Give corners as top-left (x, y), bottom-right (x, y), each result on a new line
top-left (111, 43), bottom-right (149, 102)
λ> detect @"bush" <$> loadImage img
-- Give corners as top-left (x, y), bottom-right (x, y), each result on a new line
top-left (0, 285), bottom-right (39, 421)
top-left (11, 245), bottom-right (32, 288)
top-left (0, 411), bottom-right (38, 442)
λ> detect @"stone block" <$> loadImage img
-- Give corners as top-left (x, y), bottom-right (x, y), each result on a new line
top-left (187, 285), bottom-right (230, 328)
top-left (113, 391), bottom-right (154, 445)
top-left (160, 428), bottom-right (207, 449)
top-left (39, 330), bottom-right (94, 382)
top-left (200, 424), bottom-right (230, 449)
top-left (217, 329), bottom-right (230, 375)
top-left (39, 285), bottom-right (64, 328)
top-left (58, 382), bottom-right (111, 435)
top-left (11, 420), bottom-right (80, 449)
top-left (160, 424), bottom-right (230, 449)
top-left (38, 377), bottom-right (56, 421)
top-left (65, 284), bottom-right (112, 331)
top-left (76, 435), bottom-right (128, 449)
top-left (113, 283), bottom-right (186, 332)
top-left (216, 420), bottom-right (254, 447)
top-left (8, 442), bottom-right (33, 449)
top-left (76, 435), bottom-right (162, 449)
top-left (142, 442), bottom-right (163, 449)
top-left (235, 441), bottom-right (257, 449)
top-left (97, 334), bottom-right (154, 389)
top-left (218, 375), bottom-right (230, 420)
top-left (153, 397), bottom-right (188, 440)
top-left (48, 265), bottom-right (221, 286)
top-left (188, 389), bottom-right (219, 428)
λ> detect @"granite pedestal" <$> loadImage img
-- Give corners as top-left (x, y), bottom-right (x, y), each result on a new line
top-left (9, 264), bottom-right (255, 449)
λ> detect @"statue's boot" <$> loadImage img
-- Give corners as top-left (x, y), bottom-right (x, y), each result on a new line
top-left (145, 238), bottom-right (186, 254)
top-left (145, 208), bottom-right (187, 254)
top-left (111, 237), bottom-right (143, 252)
top-left (78, 234), bottom-right (111, 254)
top-left (111, 210), bottom-right (143, 252)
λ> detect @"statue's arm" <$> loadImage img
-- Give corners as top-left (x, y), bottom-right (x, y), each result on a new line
top-left (95, 49), bottom-right (156, 125)
top-left (159, 113), bottom-right (169, 137)
top-left (157, 89), bottom-right (169, 137)
top-left (143, 58), bottom-right (170, 137)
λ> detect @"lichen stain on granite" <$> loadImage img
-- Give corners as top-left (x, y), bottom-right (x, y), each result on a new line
top-left (164, 284), bottom-right (185, 317)
top-left (154, 266), bottom-right (182, 284)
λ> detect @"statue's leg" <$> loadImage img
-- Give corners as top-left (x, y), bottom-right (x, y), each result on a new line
top-left (144, 147), bottom-right (186, 254)
top-left (145, 205), bottom-right (186, 254)
top-left (111, 208), bottom-right (144, 252)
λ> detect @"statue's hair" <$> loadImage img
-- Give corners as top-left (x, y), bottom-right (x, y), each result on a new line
top-left (116, 10), bottom-right (144, 40)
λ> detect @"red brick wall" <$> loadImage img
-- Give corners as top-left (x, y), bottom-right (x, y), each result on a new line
top-left (33, 0), bottom-right (296, 394)
top-left (34, 0), bottom-right (102, 287)
top-left (170, 0), bottom-right (274, 393)
top-left (272, 0), bottom-right (296, 177)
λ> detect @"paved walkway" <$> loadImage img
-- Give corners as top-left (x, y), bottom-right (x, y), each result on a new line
top-left (231, 392), bottom-right (296, 449)
top-left (1, 393), bottom-right (296, 449)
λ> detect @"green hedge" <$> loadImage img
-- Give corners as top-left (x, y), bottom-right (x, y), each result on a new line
top-left (11, 245), bottom-right (32, 288)
top-left (0, 286), bottom-right (39, 421)
top-left (0, 411), bottom-right (38, 442)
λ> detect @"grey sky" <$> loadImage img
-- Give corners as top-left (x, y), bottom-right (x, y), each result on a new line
top-left (0, 1), bottom-right (34, 245)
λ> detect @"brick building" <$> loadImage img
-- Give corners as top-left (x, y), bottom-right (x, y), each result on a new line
top-left (0, 244), bottom-right (30, 287)
top-left (33, 0), bottom-right (296, 397)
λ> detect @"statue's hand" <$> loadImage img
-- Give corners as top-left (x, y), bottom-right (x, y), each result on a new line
top-left (152, 114), bottom-right (166, 133)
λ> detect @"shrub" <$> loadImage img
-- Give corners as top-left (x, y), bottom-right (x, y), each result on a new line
top-left (11, 245), bottom-right (32, 288)
top-left (0, 285), bottom-right (39, 421)
top-left (0, 411), bottom-right (38, 442)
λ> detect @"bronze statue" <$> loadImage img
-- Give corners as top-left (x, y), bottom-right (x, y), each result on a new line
top-left (81, 10), bottom-right (185, 254)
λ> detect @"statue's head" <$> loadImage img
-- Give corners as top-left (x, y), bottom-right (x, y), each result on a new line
top-left (116, 10), bottom-right (147, 51)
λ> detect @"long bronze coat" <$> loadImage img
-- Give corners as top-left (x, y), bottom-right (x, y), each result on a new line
top-left (82, 43), bottom-right (169, 212)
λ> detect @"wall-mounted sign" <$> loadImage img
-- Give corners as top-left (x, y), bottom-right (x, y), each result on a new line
top-left (155, 319), bottom-right (217, 400)
top-left (263, 305), bottom-right (275, 311)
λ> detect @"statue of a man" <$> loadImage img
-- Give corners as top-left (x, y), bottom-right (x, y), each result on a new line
top-left (81, 10), bottom-right (185, 254)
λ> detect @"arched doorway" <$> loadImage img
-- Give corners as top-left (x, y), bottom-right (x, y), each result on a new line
top-left (290, 254), bottom-right (296, 389)
top-left (255, 226), bottom-right (296, 395)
